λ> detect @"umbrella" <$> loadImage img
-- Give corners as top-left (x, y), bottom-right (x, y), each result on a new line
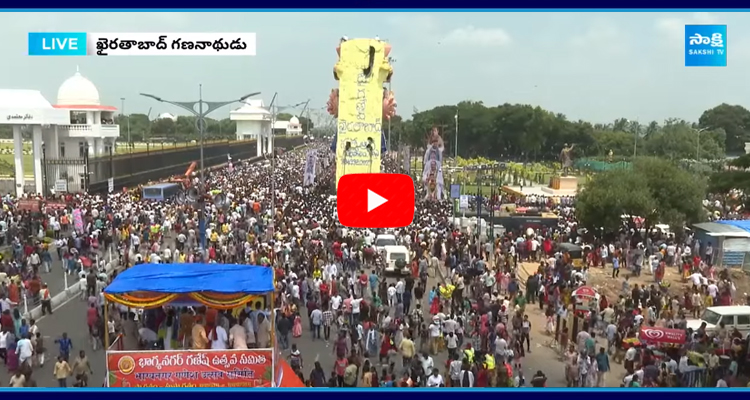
top-left (79, 256), bottom-right (92, 268)
top-left (572, 285), bottom-right (597, 298)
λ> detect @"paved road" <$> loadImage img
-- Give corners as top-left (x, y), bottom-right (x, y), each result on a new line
top-left (0, 290), bottom-right (112, 387)
top-left (12, 241), bottom-right (114, 314)
top-left (0, 243), bottom-right (123, 387)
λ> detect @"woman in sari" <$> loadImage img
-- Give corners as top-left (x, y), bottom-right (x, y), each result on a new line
top-left (292, 313), bottom-right (303, 338)
top-left (360, 360), bottom-right (373, 387)
top-left (11, 309), bottom-right (21, 338)
top-left (428, 288), bottom-right (440, 315)
top-left (5, 332), bottom-right (17, 373)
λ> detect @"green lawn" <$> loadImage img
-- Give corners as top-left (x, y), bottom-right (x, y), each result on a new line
top-left (407, 155), bottom-right (587, 195)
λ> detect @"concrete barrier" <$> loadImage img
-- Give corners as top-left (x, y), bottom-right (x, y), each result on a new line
top-left (24, 259), bottom-right (120, 321)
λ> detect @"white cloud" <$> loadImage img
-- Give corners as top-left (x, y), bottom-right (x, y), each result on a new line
top-left (568, 21), bottom-right (626, 54)
top-left (442, 26), bottom-right (512, 47)
top-left (386, 14), bottom-right (439, 36)
top-left (655, 12), bottom-right (719, 40)
top-left (570, 22), bottom-right (620, 47)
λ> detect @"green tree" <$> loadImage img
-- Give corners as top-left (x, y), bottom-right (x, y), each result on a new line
top-left (576, 157), bottom-right (705, 233)
top-left (699, 103), bottom-right (750, 154)
top-left (643, 120), bottom-right (724, 160)
top-left (575, 168), bottom-right (655, 232)
top-left (396, 102), bottom-right (730, 161)
top-left (150, 117), bottom-right (175, 137)
top-left (635, 157), bottom-right (706, 229)
top-left (708, 154), bottom-right (750, 208)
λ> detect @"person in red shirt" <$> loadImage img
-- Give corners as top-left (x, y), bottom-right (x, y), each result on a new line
top-left (379, 332), bottom-right (394, 364)
top-left (86, 303), bottom-right (99, 340)
top-left (475, 365), bottom-right (488, 387)
top-left (543, 238), bottom-right (552, 256)
top-left (0, 310), bottom-right (13, 333)
top-left (319, 281), bottom-right (329, 304)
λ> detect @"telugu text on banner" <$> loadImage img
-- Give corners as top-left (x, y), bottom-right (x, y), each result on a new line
top-left (106, 349), bottom-right (274, 388)
top-left (334, 39), bottom-right (389, 187)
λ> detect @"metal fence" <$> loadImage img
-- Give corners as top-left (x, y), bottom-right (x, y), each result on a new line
top-left (574, 158), bottom-right (632, 172)
top-left (42, 136), bottom-right (305, 195)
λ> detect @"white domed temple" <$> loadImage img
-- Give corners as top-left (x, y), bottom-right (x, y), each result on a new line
top-left (0, 68), bottom-right (120, 195)
top-left (230, 99), bottom-right (272, 157)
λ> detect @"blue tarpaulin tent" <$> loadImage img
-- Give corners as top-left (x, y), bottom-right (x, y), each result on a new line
top-left (717, 220), bottom-right (750, 234)
top-left (105, 263), bottom-right (274, 294)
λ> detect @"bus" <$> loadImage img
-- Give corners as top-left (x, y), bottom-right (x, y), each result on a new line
top-left (142, 183), bottom-right (181, 201)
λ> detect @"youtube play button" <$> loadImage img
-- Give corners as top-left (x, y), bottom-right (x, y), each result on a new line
top-left (337, 173), bottom-right (415, 228)
top-left (367, 189), bottom-right (388, 212)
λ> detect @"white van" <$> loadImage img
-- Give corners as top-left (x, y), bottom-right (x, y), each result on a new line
top-left (687, 305), bottom-right (750, 336)
top-left (383, 245), bottom-right (410, 275)
top-left (374, 234), bottom-right (398, 252)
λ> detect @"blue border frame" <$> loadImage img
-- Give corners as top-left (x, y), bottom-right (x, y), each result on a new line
top-left (0, 388), bottom-right (748, 394)
top-left (3, 5), bottom-right (750, 9)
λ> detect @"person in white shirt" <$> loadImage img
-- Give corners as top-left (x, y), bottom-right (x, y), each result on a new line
top-left (426, 368), bottom-right (444, 387)
top-left (16, 335), bottom-right (33, 368)
top-left (428, 321), bottom-right (441, 354)
top-left (209, 324), bottom-right (228, 349)
top-left (395, 280), bottom-right (405, 303)
top-left (459, 366), bottom-right (475, 387)
top-left (351, 297), bottom-right (363, 324)
top-left (229, 321), bottom-right (248, 349)
top-left (421, 352), bottom-right (434, 376)
top-left (387, 285), bottom-right (397, 307)
top-left (330, 294), bottom-right (342, 312)
top-left (689, 272), bottom-right (705, 287)
top-left (0, 296), bottom-right (15, 313)
top-left (495, 336), bottom-right (508, 358)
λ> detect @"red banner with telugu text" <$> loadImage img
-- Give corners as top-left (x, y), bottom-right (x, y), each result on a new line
top-left (106, 349), bottom-right (274, 388)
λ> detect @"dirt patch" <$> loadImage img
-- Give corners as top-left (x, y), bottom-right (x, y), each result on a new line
top-left (519, 260), bottom-right (750, 304)
top-left (587, 265), bottom-right (750, 303)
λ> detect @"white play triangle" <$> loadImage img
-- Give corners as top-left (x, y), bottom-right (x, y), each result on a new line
top-left (367, 189), bottom-right (388, 212)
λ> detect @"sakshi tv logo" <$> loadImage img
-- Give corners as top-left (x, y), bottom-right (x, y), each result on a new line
top-left (685, 24), bottom-right (727, 67)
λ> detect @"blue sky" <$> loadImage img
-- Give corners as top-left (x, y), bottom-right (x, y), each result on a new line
top-left (0, 11), bottom-right (747, 124)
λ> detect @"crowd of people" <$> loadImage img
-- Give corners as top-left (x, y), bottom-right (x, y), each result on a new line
top-left (0, 138), bottom-right (745, 389)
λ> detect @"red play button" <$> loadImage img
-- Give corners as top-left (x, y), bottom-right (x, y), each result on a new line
top-left (337, 173), bottom-right (415, 228)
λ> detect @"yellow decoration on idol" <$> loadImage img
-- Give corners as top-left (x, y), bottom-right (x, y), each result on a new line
top-left (334, 38), bottom-right (392, 187)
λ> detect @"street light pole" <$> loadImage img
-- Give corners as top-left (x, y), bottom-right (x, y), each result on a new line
top-left (265, 97), bottom-right (306, 240)
top-left (627, 118), bottom-right (639, 158)
top-left (696, 127), bottom-right (708, 160)
top-left (454, 110), bottom-right (459, 161)
top-left (120, 97), bottom-right (130, 148)
top-left (199, 84), bottom-right (205, 187)
top-left (141, 87), bottom-right (261, 252)
top-left (267, 92), bottom-right (278, 239)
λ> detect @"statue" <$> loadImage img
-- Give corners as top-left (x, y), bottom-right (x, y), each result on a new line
top-left (559, 143), bottom-right (576, 176)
